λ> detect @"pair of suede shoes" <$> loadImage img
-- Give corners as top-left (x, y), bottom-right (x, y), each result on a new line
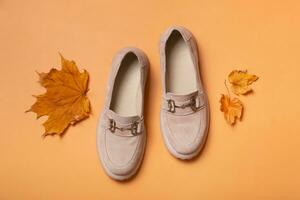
top-left (97, 26), bottom-right (210, 181)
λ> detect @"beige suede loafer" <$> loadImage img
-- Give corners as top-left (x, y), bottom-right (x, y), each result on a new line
top-left (97, 47), bottom-right (148, 181)
top-left (159, 26), bottom-right (209, 160)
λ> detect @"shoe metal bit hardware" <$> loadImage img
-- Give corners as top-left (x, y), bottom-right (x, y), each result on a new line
top-left (167, 97), bottom-right (200, 113)
top-left (109, 119), bottom-right (139, 136)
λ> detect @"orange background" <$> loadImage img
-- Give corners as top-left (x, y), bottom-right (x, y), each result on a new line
top-left (1, 0), bottom-right (300, 199)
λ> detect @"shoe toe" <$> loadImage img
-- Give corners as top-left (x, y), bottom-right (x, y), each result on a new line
top-left (161, 107), bottom-right (208, 157)
top-left (98, 127), bottom-right (145, 180)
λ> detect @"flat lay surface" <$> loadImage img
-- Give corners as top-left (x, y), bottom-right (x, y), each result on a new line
top-left (1, 0), bottom-right (300, 199)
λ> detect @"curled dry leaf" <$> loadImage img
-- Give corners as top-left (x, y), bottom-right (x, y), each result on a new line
top-left (220, 94), bottom-right (243, 125)
top-left (27, 54), bottom-right (90, 137)
top-left (228, 70), bottom-right (258, 95)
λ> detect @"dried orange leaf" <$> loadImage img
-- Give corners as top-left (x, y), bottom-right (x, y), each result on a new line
top-left (220, 94), bottom-right (243, 125)
top-left (27, 54), bottom-right (90, 136)
top-left (228, 70), bottom-right (258, 95)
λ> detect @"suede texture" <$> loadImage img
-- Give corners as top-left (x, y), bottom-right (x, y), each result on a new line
top-left (159, 26), bottom-right (209, 159)
top-left (97, 47), bottom-right (148, 181)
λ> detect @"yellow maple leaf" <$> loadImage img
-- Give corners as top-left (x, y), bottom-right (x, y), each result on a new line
top-left (220, 94), bottom-right (243, 125)
top-left (228, 70), bottom-right (258, 95)
top-left (27, 54), bottom-right (90, 137)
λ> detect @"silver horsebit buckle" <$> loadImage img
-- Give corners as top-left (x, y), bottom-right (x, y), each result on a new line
top-left (109, 119), bottom-right (139, 136)
top-left (167, 97), bottom-right (199, 113)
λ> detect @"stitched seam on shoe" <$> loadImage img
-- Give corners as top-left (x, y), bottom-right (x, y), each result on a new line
top-left (104, 129), bottom-right (143, 169)
top-left (164, 113), bottom-right (201, 151)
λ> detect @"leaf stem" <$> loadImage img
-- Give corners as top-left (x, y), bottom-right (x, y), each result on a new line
top-left (224, 80), bottom-right (230, 97)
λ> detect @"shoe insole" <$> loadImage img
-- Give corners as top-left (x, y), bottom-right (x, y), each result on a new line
top-left (110, 53), bottom-right (141, 116)
top-left (166, 31), bottom-right (197, 94)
